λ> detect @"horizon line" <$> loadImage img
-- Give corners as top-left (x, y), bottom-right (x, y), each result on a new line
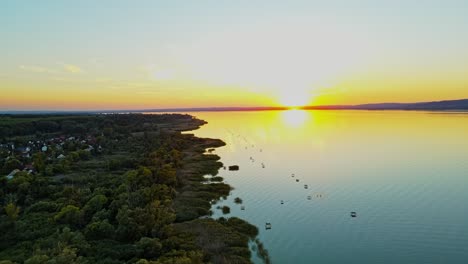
top-left (1, 98), bottom-right (468, 114)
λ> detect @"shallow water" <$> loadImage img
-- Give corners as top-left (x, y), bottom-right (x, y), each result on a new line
top-left (178, 110), bottom-right (468, 263)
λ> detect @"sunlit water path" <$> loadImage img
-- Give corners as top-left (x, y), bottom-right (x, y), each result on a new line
top-left (156, 110), bottom-right (468, 263)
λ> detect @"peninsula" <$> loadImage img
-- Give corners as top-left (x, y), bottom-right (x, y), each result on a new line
top-left (0, 114), bottom-right (264, 263)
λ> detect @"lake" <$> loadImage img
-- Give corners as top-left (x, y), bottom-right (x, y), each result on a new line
top-left (181, 110), bottom-right (468, 263)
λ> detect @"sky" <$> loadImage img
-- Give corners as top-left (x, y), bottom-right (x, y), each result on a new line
top-left (1, 0), bottom-right (468, 110)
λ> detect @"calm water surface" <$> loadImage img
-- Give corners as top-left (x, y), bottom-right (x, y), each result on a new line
top-left (181, 110), bottom-right (468, 264)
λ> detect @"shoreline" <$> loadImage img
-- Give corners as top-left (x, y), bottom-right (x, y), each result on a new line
top-left (0, 113), bottom-right (267, 263)
top-left (172, 118), bottom-right (270, 263)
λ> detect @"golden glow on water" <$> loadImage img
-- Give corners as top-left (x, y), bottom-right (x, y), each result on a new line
top-left (281, 110), bottom-right (309, 128)
top-left (184, 110), bottom-right (468, 264)
top-left (188, 110), bottom-right (468, 168)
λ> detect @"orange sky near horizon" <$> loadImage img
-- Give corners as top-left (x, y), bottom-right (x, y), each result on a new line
top-left (1, 76), bottom-right (468, 111)
top-left (1, 1), bottom-right (468, 110)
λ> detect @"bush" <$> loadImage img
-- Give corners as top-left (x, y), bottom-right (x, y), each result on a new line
top-left (27, 201), bottom-right (58, 213)
top-left (54, 205), bottom-right (82, 226)
top-left (221, 206), bottom-right (230, 214)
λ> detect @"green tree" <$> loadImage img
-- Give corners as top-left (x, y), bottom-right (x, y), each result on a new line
top-left (61, 120), bottom-right (78, 134)
top-left (84, 220), bottom-right (114, 240)
top-left (54, 205), bottom-right (82, 226)
top-left (4, 202), bottom-right (20, 221)
top-left (48, 247), bottom-right (84, 264)
top-left (25, 254), bottom-right (49, 264)
top-left (136, 237), bottom-right (162, 259)
top-left (157, 165), bottom-right (177, 186)
top-left (32, 153), bottom-right (46, 173)
top-left (83, 194), bottom-right (108, 218)
top-left (77, 150), bottom-right (91, 161)
top-left (66, 152), bottom-right (79, 162)
top-left (126, 167), bottom-right (155, 191)
top-left (0, 260), bottom-right (17, 264)
top-left (3, 158), bottom-right (21, 173)
top-left (103, 127), bottom-right (114, 137)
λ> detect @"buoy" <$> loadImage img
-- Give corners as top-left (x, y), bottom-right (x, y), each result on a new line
top-left (307, 196), bottom-right (312, 200)
top-left (265, 223), bottom-right (272, 230)
top-left (280, 200), bottom-right (284, 204)
top-left (304, 184), bottom-right (308, 189)
top-left (296, 179), bottom-right (299, 182)
top-left (241, 206), bottom-right (245, 210)
top-left (350, 212), bottom-right (357, 218)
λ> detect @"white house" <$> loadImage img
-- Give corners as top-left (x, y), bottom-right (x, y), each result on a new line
top-left (85, 145), bottom-right (94, 152)
top-left (6, 169), bottom-right (20, 180)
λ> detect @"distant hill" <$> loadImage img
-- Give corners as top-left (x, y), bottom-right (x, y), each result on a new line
top-left (303, 99), bottom-right (468, 111)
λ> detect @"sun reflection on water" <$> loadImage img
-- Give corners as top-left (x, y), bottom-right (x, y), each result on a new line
top-left (281, 109), bottom-right (310, 128)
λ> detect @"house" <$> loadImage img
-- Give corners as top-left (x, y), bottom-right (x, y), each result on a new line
top-left (41, 146), bottom-right (48, 152)
top-left (23, 164), bottom-right (34, 174)
top-left (86, 136), bottom-right (97, 144)
top-left (13, 146), bottom-right (30, 158)
top-left (6, 169), bottom-right (20, 180)
top-left (57, 154), bottom-right (66, 159)
top-left (85, 145), bottom-right (94, 152)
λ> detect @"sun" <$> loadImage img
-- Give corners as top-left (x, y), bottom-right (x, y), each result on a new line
top-left (278, 89), bottom-right (311, 108)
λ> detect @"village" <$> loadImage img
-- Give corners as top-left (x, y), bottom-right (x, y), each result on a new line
top-left (0, 134), bottom-right (103, 180)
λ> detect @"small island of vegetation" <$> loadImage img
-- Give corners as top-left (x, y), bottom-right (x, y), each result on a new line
top-left (0, 114), bottom-right (268, 263)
